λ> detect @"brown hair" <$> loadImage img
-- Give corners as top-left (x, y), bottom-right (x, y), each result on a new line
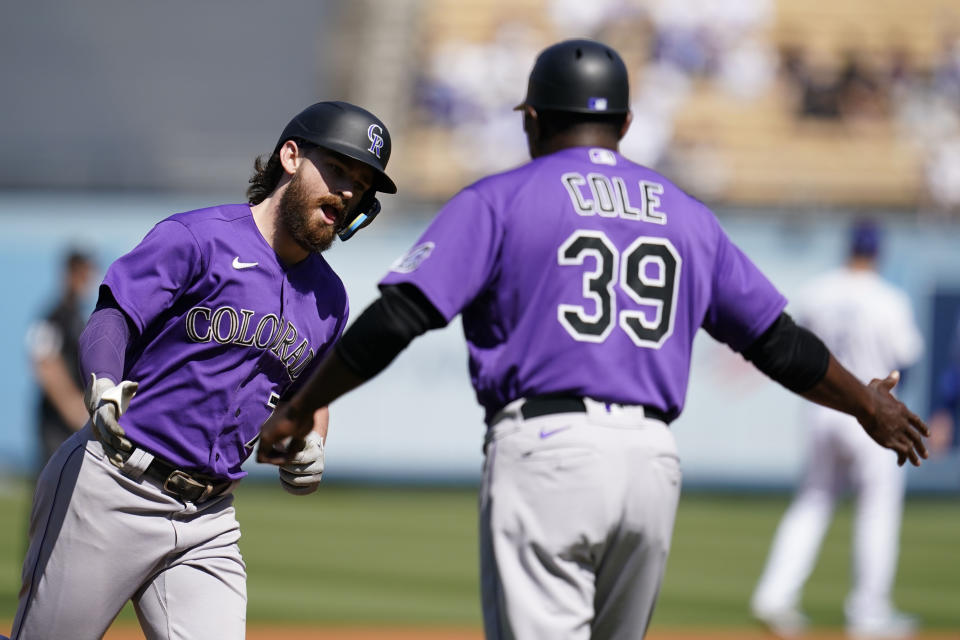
top-left (246, 151), bottom-right (284, 205)
top-left (247, 138), bottom-right (321, 204)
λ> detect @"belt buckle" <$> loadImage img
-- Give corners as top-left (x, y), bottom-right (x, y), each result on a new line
top-left (163, 469), bottom-right (212, 502)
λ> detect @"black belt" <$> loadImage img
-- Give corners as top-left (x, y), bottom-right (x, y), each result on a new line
top-left (143, 456), bottom-right (232, 503)
top-left (519, 395), bottom-right (672, 424)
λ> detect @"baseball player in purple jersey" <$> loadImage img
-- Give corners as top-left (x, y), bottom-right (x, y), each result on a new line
top-left (10, 101), bottom-right (396, 640)
top-left (257, 41), bottom-right (929, 639)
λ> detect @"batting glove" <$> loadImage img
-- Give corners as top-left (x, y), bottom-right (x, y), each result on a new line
top-left (84, 373), bottom-right (138, 467)
top-left (279, 430), bottom-right (325, 495)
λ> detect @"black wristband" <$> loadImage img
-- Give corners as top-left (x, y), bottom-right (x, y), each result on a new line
top-left (335, 284), bottom-right (446, 380)
top-left (742, 312), bottom-right (830, 393)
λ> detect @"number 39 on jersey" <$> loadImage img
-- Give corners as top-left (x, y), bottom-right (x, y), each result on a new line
top-left (556, 171), bottom-right (682, 350)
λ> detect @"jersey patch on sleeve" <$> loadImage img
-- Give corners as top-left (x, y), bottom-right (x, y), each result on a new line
top-left (389, 242), bottom-right (436, 274)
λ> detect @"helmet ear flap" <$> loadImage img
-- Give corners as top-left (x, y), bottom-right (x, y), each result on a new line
top-left (338, 193), bottom-right (381, 241)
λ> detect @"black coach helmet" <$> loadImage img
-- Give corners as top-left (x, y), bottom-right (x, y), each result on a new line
top-left (274, 101), bottom-right (397, 194)
top-left (515, 39), bottom-right (629, 114)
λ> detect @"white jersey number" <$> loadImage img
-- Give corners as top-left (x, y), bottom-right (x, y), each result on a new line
top-left (557, 231), bottom-right (681, 348)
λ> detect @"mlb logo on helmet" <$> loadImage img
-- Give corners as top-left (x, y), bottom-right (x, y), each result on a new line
top-left (588, 97), bottom-right (608, 111)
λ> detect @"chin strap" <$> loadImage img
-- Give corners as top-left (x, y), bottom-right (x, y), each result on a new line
top-left (338, 195), bottom-right (381, 241)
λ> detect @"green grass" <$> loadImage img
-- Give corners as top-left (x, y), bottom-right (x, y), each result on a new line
top-left (238, 484), bottom-right (480, 625)
top-left (1, 479), bottom-right (958, 630)
top-left (659, 495), bottom-right (960, 629)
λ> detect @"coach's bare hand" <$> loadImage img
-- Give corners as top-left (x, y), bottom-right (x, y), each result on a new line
top-left (858, 371), bottom-right (930, 467)
top-left (257, 401), bottom-right (315, 465)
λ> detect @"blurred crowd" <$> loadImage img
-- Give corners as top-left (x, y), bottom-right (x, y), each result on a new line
top-left (780, 36), bottom-right (960, 211)
top-left (412, 0), bottom-right (960, 212)
top-left (414, 0), bottom-right (775, 175)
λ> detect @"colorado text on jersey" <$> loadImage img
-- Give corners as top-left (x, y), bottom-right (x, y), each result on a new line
top-left (184, 305), bottom-right (315, 380)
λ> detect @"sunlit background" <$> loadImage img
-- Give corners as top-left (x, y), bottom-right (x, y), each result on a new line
top-left (1, 0), bottom-right (958, 635)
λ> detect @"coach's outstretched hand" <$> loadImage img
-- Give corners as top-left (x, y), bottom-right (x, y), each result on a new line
top-left (258, 349), bottom-right (365, 465)
top-left (802, 358), bottom-right (930, 467)
top-left (257, 401), bottom-right (321, 465)
top-left (857, 370), bottom-right (929, 467)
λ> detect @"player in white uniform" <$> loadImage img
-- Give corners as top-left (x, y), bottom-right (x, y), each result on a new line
top-left (751, 221), bottom-right (924, 639)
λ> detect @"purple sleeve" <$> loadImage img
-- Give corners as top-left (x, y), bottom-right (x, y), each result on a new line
top-left (380, 187), bottom-right (502, 320)
top-left (102, 220), bottom-right (203, 333)
top-left (702, 225), bottom-right (788, 352)
top-left (78, 307), bottom-right (132, 385)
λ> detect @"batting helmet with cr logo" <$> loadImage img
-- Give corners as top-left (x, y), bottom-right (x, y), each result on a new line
top-left (275, 101), bottom-right (397, 194)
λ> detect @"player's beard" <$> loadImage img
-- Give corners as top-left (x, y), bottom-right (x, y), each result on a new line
top-left (278, 171), bottom-right (345, 254)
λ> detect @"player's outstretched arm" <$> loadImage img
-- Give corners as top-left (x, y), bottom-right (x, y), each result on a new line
top-left (802, 358), bottom-right (929, 466)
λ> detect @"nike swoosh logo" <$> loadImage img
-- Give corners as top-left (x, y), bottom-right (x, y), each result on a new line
top-left (232, 257), bottom-right (258, 270)
top-left (539, 426), bottom-right (571, 439)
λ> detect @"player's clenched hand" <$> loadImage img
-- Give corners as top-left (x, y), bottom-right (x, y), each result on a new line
top-left (857, 371), bottom-right (930, 466)
top-left (257, 401), bottom-right (316, 465)
top-left (84, 373), bottom-right (138, 467)
top-left (279, 430), bottom-right (325, 495)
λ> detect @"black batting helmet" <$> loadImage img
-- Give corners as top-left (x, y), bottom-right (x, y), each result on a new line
top-left (275, 101), bottom-right (397, 194)
top-left (515, 39), bottom-right (629, 114)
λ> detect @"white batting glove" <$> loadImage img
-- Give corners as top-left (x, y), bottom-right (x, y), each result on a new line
top-left (84, 373), bottom-right (138, 466)
top-left (279, 430), bottom-right (325, 495)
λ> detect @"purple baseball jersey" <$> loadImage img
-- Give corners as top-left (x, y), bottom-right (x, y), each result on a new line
top-left (381, 147), bottom-right (786, 423)
top-left (103, 204), bottom-right (348, 479)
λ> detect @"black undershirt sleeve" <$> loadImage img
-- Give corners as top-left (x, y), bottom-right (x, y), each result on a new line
top-left (741, 311), bottom-right (831, 393)
top-left (335, 283), bottom-right (448, 380)
top-left (339, 292), bottom-right (830, 394)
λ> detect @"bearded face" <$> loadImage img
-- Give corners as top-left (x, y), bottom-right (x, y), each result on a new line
top-left (277, 168), bottom-right (346, 254)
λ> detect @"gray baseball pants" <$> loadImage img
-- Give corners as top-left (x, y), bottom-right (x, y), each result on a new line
top-left (11, 424), bottom-right (246, 639)
top-left (480, 397), bottom-right (682, 640)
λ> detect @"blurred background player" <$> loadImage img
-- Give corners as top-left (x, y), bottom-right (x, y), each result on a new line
top-left (24, 249), bottom-right (96, 470)
top-left (258, 41), bottom-right (929, 640)
top-left (751, 220), bottom-right (924, 639)
top-left (927, 312), bottom-right (959, 455)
